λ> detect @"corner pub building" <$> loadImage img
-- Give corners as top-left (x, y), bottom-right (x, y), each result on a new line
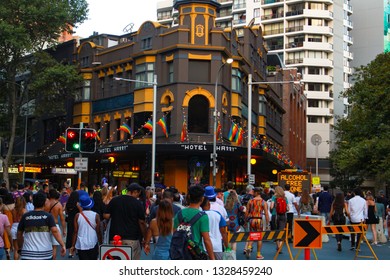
top-left (37, 0), bottom-right (305, 194)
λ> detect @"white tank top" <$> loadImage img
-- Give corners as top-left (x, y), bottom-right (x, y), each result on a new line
top-left (75, 210), bottom-right (98, 250)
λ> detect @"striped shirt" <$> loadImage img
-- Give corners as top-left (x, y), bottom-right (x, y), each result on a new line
top-left (17, 210), bottom-right (56, 260)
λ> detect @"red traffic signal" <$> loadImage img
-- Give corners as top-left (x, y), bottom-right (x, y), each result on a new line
top-left (80, 128), bottom-right (97, 153)
top-left (65, 128), bottom-right (80, 152)
top-left (67, 130), bottom-right (78, 139)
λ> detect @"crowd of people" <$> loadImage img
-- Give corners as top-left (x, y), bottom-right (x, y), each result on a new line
top-left (0, 179), bottom-right (389, 260)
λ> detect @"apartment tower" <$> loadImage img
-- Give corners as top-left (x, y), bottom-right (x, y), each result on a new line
top-left (157, 0), bottom-right (353, 185)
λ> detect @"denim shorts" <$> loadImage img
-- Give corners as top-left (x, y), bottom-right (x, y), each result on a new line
top-left (0, 247), bottom-right (5, 260)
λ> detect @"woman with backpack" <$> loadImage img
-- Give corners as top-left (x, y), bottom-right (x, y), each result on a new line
top-left (299, 189), bottom-right (314, 216)
top-left (270, 186), bottom-right (288, 253)
top-left (245, 187), bottom-right (269, 260)
top-left (224, 191), bottom-right (243, 252)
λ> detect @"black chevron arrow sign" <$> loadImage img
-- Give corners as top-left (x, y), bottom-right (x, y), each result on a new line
top-left (295, 220), bottom-right (321, 247)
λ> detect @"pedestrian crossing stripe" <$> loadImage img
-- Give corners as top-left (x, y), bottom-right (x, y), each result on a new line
top-left (228, 230), bottom-right (286, 243)
top-left (322, 224), bottom-right (368, 234)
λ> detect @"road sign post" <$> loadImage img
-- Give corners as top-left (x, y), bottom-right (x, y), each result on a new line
top-left (248, 174), bottom-right (255, 185)
top-left (293, 219), bottom-right (322, 249)
top-left (74, 157), bottom-right (88, 172)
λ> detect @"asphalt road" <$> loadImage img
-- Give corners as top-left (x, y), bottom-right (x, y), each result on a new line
top-left (50, 230), bottom-right (388, 261)
top-left (10, 224), bottom-right (385, 261)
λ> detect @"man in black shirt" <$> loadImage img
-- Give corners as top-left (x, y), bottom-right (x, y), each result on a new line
top-left (104, 183), bottom-right (147, 260)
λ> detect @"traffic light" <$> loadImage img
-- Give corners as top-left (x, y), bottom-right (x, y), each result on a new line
top-left (65, 128), bottom-right (80, 152)
top-left (80, 128), bottom-right (97, 153)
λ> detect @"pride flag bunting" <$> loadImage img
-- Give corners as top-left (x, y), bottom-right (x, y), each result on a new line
top-left (228, 122), bottom-right (238, 141)
top-left (143, 119), bottom-right (153, 131)
top-left (180, 121), bottom-right (187, 142)
top-left (119, 123), bottom-right (132, 135)
top-left (58, 135), bottom-right (66, 144)
top-left (252, 137), bottom-right (260, 148)
top-left (157, 116), bottom-right (168, 138)
top-left (234, 126), bottom-right (244, 145)
top-left (216, 121), bottom-right (222, 141)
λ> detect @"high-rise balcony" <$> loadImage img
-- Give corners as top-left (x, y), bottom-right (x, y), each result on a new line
top-left (344, 19), bottom-right (353, 30)
top-left (343, 50), bottom-right (353, 60)
top-left (216, 0), bottom-right (233, 4)
top-left (285, 25), bottom-right (304, 33)
top-left (261, 12), bottom-right (284, 21)
top-left (266, 44), bottom-right (284, 51)
top-left (303, 9), bottom-right (333, 19)
top-left (286, 57), bottom-right (333, 67)
top-left (263, 28), bottom-right (284, 36)
top-left (344, 35), bottom-right (353, 44)
top-left (307, 107), bottom-right (334, 117)
top-left (285, 9), bottom-right (304, 17)
top-left (232, 3), bottom-right (246, 10)
top-left (305, 90), bottom-right (333, 101)
top-left (344, 0), bottom-right (353, 14)
top-left (261, 0), bottom-right (283, 5)
top-left (304, 74), bottom-right (334, 84)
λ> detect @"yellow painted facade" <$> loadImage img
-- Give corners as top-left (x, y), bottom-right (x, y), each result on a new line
top-left (164, 159), bottom-right (189, 193)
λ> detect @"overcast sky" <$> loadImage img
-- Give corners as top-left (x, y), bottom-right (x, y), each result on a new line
top-left (74, 0), bottom-right (159, 38)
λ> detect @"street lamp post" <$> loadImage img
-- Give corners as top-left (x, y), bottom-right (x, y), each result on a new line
top-left (114, 75), bottom-right (158, 187)
top-left (212, 58), bottom-right (233, 187)
top-left (247, 74), bottom-right (301, 178)
top-left (22, 88), bottom-right (29, 183)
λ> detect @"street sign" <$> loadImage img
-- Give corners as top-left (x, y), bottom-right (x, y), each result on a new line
top-left (278, 170), bottom-right (312, 193)
top-left (74, 157), bottom-right (88, 172)
top-left (248, 174), bottom-right (255, 184)
top-left (293, 219), bottom-right (322, 249)
top-left (312, 176), bottom-right (320, 185)
top-left (100, 245), bottom-right (132, 260)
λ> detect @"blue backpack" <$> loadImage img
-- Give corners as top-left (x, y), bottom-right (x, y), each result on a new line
top-left (169, 210), bottom-right (208, 260)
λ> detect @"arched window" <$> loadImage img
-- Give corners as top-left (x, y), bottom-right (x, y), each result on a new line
top-left (188, 95), bottom-right (209, 133)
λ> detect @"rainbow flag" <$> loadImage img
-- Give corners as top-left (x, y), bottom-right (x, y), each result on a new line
top-left (180, 121), bottom-right (187, 142)
top-left (143, 119), bottom-right (153, 131)
top-left (119, 123), bottom-right (132, 135)
top-left (157, 116), bottom-right (168, 138)
top-left (251, 137), bottom-right (260, 148)
top-left (216, 121), bottom-right (222, 141)
top-left (235, 126), bottom-right (244, 145)
top-left (58, 135), bottom-right (66, 144)
top-left (228, 122), bottom-right (238, 141)
top-left (96, 128), bottom-right (101, 142)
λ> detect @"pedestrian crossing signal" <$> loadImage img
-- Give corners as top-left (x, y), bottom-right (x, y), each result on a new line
top-left (80, 128), bottom-right (97, 153)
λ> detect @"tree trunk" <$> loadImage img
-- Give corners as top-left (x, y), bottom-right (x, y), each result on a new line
top-left (3, 70), bottom-right (20, 190)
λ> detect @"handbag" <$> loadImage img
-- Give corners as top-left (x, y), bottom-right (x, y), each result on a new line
top-left (223, 249), bottom-right (236, 260)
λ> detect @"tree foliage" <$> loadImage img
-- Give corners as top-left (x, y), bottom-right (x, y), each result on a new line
top-left (0, 0), bottom-right (88, 188)
top-left (29, 51), bottom-right (83, 116)
top-left (330, 52), bottom-right (390, 188)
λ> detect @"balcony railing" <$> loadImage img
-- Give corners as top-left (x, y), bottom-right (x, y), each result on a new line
top-left (219, 11), bottom-right (232, 17)
top-left (285, 58), bottom-right (304, 64)
top-left (261, 12), bottom-right (284, 20)
top-left (232, 19), bottom-right (246, 25)
top-left (233, 3), bottom-right (246, 10)
top-left (263, 28), bottom-right (284, 36)
top-left (266, 44), bottom-right (284, 50)
top-left (286, 10), bottom-right (304, 17)
top-left (285, 25), bottom-right (304, 33)
top-left (285, 42), bottom-right (303, 48)
top-left (262, 0), bottom-right (283, 4)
